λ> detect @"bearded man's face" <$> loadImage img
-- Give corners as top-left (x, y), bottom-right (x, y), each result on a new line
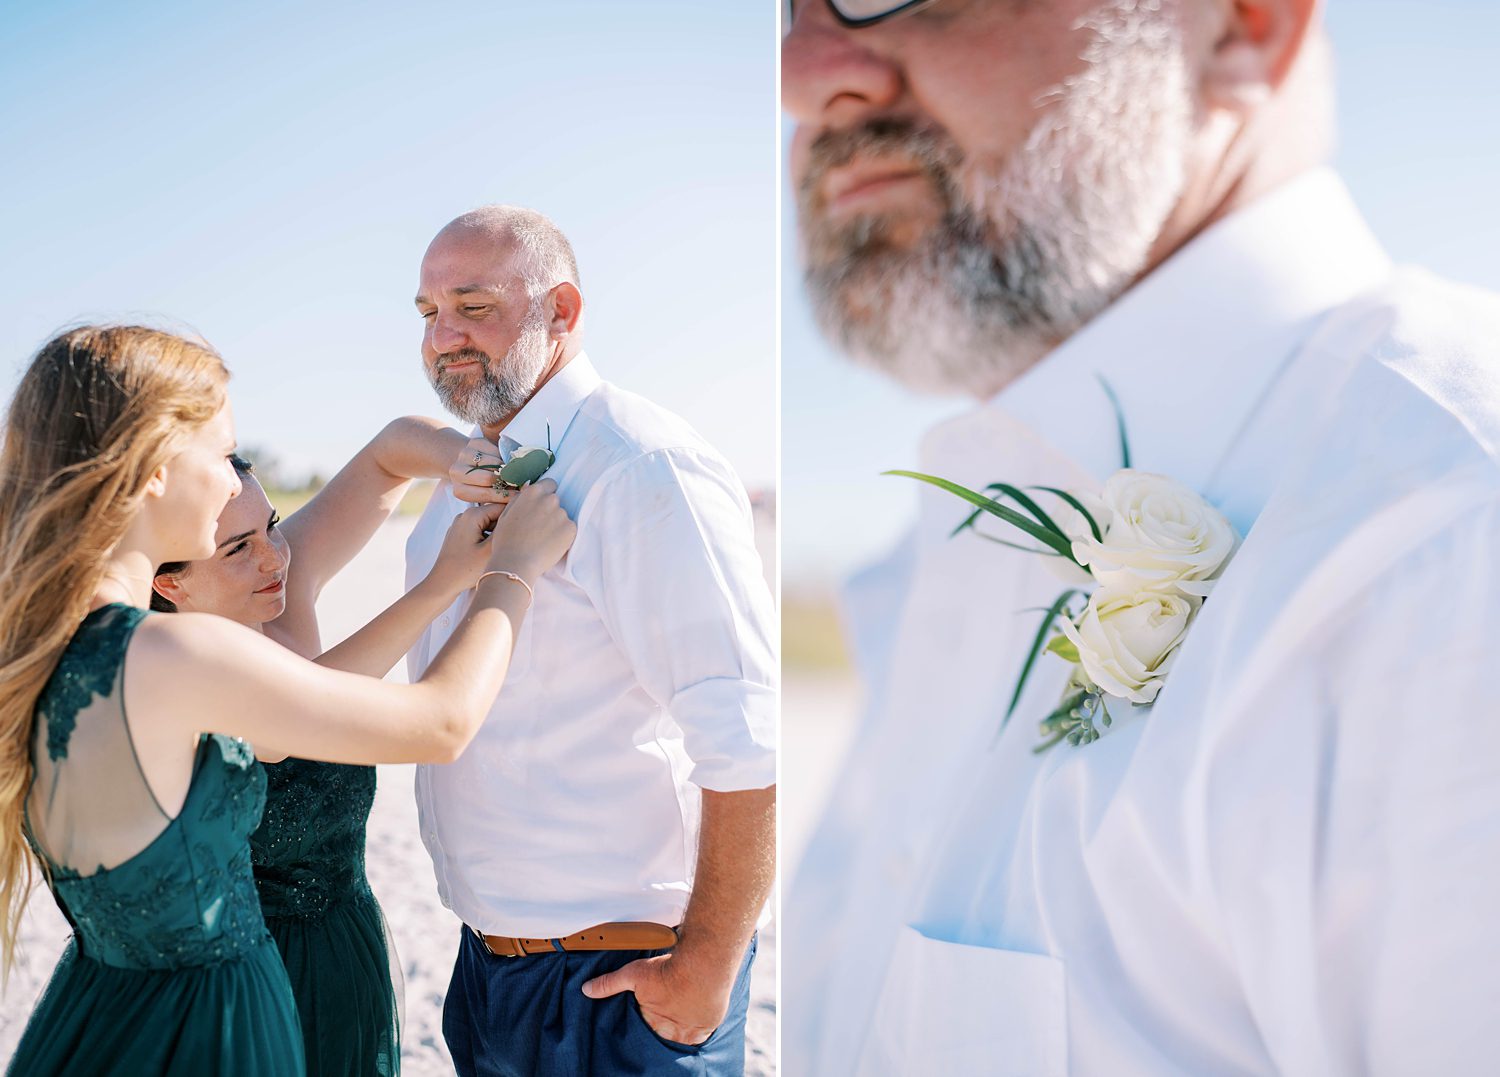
top-left (785, 0), bottom-right (1195, 397)
top-left (416, 229), bottom-right (553, 426)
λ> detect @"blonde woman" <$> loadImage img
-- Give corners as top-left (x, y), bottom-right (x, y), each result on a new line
top-left (0, 325), bottom-right (573, 1075)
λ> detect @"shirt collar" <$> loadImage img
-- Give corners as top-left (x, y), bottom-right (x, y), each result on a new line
top-left (984, 168), bottom-right (1392, 493)
top-left (498, 351), bottom-right (601, 454)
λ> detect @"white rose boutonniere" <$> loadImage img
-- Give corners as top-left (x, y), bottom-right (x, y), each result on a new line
top-left (1058, 587), bottom-right (1196, 705)
top-left (888, 381), bottom-right (1238, 752)
top-left (1072, 470), bottom-right (1236, 597)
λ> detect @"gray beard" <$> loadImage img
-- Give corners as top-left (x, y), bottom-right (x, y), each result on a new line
top-left (430, 310), bottom-right (551, 426)
top-left (797, 0), bottom-right (1192, 397)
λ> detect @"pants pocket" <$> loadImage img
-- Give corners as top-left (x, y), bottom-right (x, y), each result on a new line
top-left (855, 924), bottom-right (1068, 1076)
top-left (628, 992), bottom-right (709, 1054)
top-left (626, 933), bottom-right (758, 1058)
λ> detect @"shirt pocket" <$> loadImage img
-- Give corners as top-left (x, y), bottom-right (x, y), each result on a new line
top-left (855, 924), bottom-right (1068, 1076)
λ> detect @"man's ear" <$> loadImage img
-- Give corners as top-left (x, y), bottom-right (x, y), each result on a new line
top-left (546, 282), bottom-right (584, 339)
top-left (1201, 0), bottom-right (1319, 112)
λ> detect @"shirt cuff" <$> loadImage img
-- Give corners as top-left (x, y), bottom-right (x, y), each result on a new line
top-left (672, 677), bottom-right (778, 791)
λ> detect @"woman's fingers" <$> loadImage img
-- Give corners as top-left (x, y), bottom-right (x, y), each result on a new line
top-left (467, 502), bottom-right (505, 537)
top-left (449, 437), bottom-right (511, 505)
top-left (488, 480), bottom-right (575, 578)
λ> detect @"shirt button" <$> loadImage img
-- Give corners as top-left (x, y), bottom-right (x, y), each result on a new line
top-left (440, 616), bottom-right (451, 628)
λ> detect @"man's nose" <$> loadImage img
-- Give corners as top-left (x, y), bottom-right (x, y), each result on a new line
top-left (783, 3), bottom-right (903, 127)
top-left (429, 314), bottom-right (469, 355)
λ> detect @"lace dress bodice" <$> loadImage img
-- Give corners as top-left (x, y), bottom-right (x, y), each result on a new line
top-left (24, 604), bottom-right (271, 968)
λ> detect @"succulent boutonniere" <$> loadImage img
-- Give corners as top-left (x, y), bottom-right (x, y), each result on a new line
top-left (888, 381), bottom-right (1238, 753)
top-left (468, 424), bottom-right (556, 492)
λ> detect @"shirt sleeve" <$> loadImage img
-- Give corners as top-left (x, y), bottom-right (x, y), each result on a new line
top-left (567, 446), bottom-right (777, 791)
top-left (1206, 491), bottom-right (1500, 1074)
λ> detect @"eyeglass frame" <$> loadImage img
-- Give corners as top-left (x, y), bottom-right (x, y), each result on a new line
top-left (787, 0), bottom-right (942, 30)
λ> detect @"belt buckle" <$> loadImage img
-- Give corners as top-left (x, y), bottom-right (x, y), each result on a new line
top-left (472, 925), bottom-right (522, 959)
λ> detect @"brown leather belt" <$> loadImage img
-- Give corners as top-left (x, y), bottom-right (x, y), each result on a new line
top-left (472, 921), bottom-right (679, 958)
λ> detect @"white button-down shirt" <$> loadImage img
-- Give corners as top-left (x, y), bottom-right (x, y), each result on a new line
top-left (406, 354), bottom-right (777, 938)
top-left (787, 169), bottom-right (1500, 1074)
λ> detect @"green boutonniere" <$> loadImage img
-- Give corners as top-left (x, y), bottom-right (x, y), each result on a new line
top-left (468, 423), bottom-right (556, 491)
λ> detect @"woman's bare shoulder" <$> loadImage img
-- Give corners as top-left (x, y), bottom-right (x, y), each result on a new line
top-left (131, 610), bottom-right (271, 668)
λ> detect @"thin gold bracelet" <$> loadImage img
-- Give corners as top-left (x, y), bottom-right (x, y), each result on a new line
top-left (475, 570), bottom-right (534, 609)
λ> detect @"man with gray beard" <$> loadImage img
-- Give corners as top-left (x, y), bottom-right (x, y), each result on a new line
top-left (784, 1), bottom-right (1500, 1074)
top-left (405, 206), bottom-right (777, 1075)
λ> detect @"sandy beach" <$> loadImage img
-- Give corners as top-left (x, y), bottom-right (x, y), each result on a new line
top-left (780, 672), bottom-right (861, 875)
top-left (0, 516), bottom-right (777, 1075)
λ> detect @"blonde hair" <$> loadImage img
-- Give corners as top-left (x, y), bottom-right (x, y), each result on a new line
top-left (0, 325), bottom-right (229, 976)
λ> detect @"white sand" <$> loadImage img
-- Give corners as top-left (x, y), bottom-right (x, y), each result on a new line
top-left (0, 517), bottom-right (777, 1074)
top-left (780, 672), bottom-right (861, 875)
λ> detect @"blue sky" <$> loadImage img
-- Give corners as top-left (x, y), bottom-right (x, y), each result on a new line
top-left (782, 0), bottom-right (1500, 588)
top-left (0, 1), bottom-right (776, 487)
top-left (6, 2), bottom-right (1500, 586)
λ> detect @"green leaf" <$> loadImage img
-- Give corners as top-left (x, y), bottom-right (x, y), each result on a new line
top-left (1032, 486), bottom-right (1103, 543)
top-left (951, 482), bottom-right (1068, 543)
top-left (1097, 375), bottom-right (1131, 470)
top-left (1004, 589), bottom-right (1082, 723)
top-left (1033, 730), bottom-right (1069, 755)
top-left (886, 472), bottom-right (1082, 563)
top-left (498, 448), bottom-right (555, 487)
top-left (981, 482), bottom-right (1069, 539)
top-left (467, 448), bottom-right (555, 487)
top-left (1044, 635), bottom-right (1080, 664)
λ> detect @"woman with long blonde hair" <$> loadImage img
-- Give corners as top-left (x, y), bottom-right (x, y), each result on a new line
top-left (0, 325), bottom-right (573, 1075)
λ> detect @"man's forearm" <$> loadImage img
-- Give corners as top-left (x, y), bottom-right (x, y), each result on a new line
top-left (674, 785), bottom-right (777, 985)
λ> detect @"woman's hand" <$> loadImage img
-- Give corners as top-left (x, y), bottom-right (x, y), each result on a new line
top-left (485, 479), bottom-right (575, 583)
top-left (424, 503), bottom-right (506, 598)
top-left (450, 437), bottom-right (513, 506)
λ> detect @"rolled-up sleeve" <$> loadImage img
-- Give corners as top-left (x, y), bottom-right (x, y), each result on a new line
top-left (570, 447), bottom-right (778, 791)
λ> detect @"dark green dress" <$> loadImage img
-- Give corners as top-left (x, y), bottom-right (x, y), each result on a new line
top-left (252, 758), bottom-right (402, 1076)
top-left (9, 603), bottom-right (305, 1076)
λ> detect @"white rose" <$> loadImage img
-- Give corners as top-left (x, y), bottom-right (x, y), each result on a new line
top-left (1058, 587), bottom-right (1197, 704)
top-left (1071, 469), bottom-right (1236, 597)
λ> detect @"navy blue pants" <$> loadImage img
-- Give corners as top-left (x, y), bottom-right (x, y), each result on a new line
top-left (443, 928), bottom-right (757, 1076)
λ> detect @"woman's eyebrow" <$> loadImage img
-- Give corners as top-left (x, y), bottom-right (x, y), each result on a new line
top-left (215, 528), bottom-right (256, 551)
